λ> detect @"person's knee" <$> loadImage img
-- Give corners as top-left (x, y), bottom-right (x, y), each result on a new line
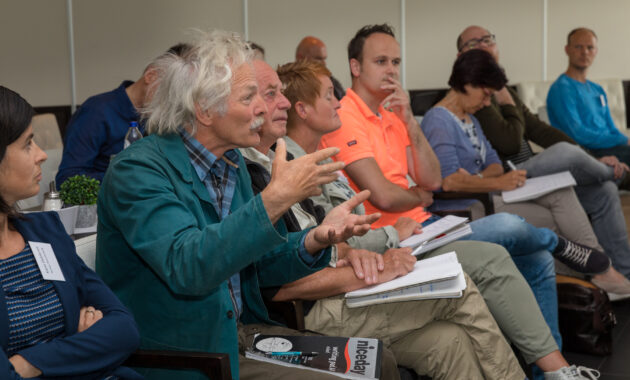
top-left (398, 322), bottom-right (482, 379)
top-left (483, 212), bottom-right (528, 237)
top-left (445, 241), bottom-right (511, 276)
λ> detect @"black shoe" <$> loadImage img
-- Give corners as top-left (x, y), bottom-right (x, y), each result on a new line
top-left (553, 237), bottom-right (611, 275)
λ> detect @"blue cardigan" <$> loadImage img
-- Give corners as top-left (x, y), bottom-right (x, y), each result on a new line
top-left (0, 212), bottom-right (141, 379)
top-left (421, 107), bottom-right (502, 212)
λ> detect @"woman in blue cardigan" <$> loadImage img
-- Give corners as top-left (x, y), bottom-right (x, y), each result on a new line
top-left (0, 86), bottom-right (141, 379)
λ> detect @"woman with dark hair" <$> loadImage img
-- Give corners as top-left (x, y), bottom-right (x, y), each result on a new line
top-left (0, 86), bottom-right (140, 379)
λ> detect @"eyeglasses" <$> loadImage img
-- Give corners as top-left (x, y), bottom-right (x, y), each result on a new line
top-left (459, 34), bottom-right (496, 52)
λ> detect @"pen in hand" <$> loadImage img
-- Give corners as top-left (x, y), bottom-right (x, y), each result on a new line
top-left (506, 160), bottom-right (517, 171)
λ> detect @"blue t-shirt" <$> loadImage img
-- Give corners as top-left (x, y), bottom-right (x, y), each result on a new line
top-left (546, 73), bottom-right (628, 149)
top-left (56, 81), bottom-right (140, 187)
top-left (421, 106), bottom-right (501, 211)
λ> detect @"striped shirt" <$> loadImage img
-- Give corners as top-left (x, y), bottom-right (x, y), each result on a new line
top-left (0, 244), bottom-right (65, 356)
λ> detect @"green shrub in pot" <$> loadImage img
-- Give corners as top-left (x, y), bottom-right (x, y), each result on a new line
top-left (59, 175), bottom-right (100, 206)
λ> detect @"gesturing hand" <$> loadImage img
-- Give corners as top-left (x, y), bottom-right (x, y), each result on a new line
top-left (305, 190), bottom-right (381, 253)
top-left (262, 138), bottom-right (344, 223)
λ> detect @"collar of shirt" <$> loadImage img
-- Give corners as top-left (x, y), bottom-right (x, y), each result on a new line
top-left (344, 88), bottom-right (399, 131)
top-left (179, 128), bottom-right (240, 219)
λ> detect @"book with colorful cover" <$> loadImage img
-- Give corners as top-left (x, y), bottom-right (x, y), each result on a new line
top-left (245, 334), bottom-right (383, 379)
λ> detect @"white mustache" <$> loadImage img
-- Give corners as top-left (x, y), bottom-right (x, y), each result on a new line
top-left (250, 116), bottom-right (265, 130)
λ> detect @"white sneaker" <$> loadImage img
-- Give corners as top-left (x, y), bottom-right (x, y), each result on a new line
top-left (544, 365), bottom-right (600, 380)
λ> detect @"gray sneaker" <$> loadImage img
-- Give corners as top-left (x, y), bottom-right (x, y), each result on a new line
top-left (544, 365), bottom-right (600, 380)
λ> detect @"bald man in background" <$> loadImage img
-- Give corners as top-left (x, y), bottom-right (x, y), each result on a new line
top-left (296, 36), bottom-right (346, 100)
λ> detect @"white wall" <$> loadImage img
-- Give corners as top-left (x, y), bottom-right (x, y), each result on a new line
top-left (0, 0), bottom-right (71, 106)
top-left (72, 0), bottom-right (243, 102)
top-left (2, 0), bottom-right (630, 107)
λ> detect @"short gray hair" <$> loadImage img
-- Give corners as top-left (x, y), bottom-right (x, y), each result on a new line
top-left (143, 30), bottom-right (253, 135)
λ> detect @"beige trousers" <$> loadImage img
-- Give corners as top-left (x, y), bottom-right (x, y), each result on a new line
top-left (305, 272), bottom-right (524, 380)
top-left (493, 187), bottom-right (602, 250)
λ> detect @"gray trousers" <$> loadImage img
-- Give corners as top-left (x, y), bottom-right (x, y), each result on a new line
top-left (518, 142), bottom-right (630, 278)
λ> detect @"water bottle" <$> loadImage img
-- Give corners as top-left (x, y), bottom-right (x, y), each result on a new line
top-left (124, 121), bottom-right (142, 149)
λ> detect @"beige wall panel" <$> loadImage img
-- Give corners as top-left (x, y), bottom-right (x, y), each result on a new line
top-left (547, 0), bottom-right (630, 82)
top-left (73, 0), bottom-right (243, 103)
top-left (405, 0), bottom-right (543, 90)
top-left (248, 0), bottom-right (401, 91)
top-left (0, 0), bottom-right (71, 106)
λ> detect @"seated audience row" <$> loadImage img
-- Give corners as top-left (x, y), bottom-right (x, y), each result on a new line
top-left (7, 19), bottom-right (616, 380)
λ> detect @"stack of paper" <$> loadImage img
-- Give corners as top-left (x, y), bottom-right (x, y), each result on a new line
top-left (502, 171), bottom-right (576, 203)
top-left (345, 252), bottom-right (466, 308)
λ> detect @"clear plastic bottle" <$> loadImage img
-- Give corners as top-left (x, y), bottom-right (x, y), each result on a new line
top-left (124, 121), bottom-right (142, 149)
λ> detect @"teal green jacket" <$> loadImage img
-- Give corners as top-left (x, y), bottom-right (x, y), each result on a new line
top-left (96, 133), bottom-right (330, 379)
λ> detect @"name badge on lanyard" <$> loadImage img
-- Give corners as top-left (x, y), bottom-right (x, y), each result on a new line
top-left (28, 241), bottom-right (66, 282)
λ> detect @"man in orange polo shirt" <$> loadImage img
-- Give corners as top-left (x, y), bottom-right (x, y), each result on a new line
top-left (320, 27), bottom-right (440, 229)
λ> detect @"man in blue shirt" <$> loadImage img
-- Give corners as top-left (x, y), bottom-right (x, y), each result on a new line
top-left (547, 28), bottom-right (630, 166)
top-left (55, 44), bottom-right (189, 187)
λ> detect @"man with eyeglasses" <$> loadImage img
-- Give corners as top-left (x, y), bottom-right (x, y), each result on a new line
top-left (459, 25), bottom-right (630, 291)
top-left (547, 28), bottom-right (630, 167)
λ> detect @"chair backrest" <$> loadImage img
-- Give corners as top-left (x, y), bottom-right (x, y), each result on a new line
top-left (74, 234), bottom-right (97, 270)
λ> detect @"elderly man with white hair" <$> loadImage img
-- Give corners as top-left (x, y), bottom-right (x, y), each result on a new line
top-left (95, 30), bottom-right (395, 380)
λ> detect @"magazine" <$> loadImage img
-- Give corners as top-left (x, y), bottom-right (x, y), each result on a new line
top-left (246, 334), bottom-right (383, 379)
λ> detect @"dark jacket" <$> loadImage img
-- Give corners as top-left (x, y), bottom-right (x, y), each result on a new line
top-left (2, 212), bottom-right (140, 379)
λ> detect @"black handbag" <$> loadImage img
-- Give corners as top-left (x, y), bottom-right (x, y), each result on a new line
top-left (556, 275), bottom-right (616, 356)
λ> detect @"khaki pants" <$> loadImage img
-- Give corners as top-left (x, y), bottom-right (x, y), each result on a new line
top-left (493, 187), bottom-right (602, 250)
top-left (305, 272), bottom-right (524, 380)
top-left (238, 324), bottom-right (401, 380)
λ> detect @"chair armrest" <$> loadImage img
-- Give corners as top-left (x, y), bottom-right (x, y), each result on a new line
top-left (123, 349), bottom-right (232, 380)
top-left (433, 191), bottom-right (495, 215)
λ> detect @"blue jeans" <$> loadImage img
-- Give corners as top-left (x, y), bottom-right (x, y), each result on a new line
top-left (519, 142), bottom-right (630, 278)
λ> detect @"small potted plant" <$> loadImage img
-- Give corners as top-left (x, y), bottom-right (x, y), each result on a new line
top-left (59, 175), bottom-right (100, 231)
